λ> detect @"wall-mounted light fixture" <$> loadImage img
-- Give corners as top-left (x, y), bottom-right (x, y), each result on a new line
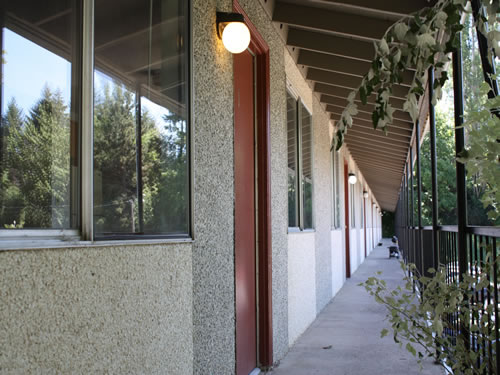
top-left (348, 173), bottom-right (357, 185)
top-left (363, 191), bottom-right (369, 199)
top-left (216, 12), bottom-right (250, 54)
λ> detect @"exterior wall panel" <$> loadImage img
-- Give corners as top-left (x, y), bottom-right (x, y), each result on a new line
top-left (0, 244), bottom-right (193, 374)
top-left (287, 232), bottom-right (316, 346)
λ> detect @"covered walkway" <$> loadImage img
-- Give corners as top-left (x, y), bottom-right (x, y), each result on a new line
top-left (268, 239), bottom-right (444, 375)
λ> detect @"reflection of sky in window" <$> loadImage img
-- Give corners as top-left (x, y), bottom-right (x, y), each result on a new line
top-left (2, 28), bottom-right (71, 116)
top-left (4, 27), bottom-right (183, 138)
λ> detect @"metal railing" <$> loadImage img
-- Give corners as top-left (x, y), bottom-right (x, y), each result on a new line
top-left (395, 223), bottom-right (500, 374)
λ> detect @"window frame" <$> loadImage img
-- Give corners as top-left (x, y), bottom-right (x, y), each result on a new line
top-left (350, 183), bottom-right (356, 229)
top-left (286, 87), bottom-right (314, 231)
top-left (0, 0), bottom-right (193, 247)
top-left (331, 148), bottom-right (341, 229)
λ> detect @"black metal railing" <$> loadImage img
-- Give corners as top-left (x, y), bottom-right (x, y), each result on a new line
top-left (392, 8), bottom-right (499, 372)
top-left (396, 223), bottom-right (500, 374)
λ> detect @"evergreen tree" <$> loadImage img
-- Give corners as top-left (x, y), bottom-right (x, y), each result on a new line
top-left (1, 87), bottom-right (70, 228)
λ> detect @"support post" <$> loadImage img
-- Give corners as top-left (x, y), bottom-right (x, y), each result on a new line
top-left (409, 147), bottom-right (415, 267)
top-left (429, 67), bottom-right (439, 269)
top-left (453, 33), bottom-right (470, 350)
top-left (471, 0), bottom-right (499, 100)
top-left (415, 121), bottom-right (423, 273)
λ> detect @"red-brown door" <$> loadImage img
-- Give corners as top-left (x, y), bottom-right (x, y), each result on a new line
top-left (234, 48), bottom-right (257, 375)
top-left (344, 161), bottom-right (351, 278)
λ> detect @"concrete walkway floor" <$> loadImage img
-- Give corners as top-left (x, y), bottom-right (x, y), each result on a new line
top-left (267, 239), bottom-right (444, 375)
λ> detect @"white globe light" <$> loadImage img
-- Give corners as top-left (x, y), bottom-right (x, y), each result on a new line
top-left (348, 173), bottom-right (357, 185)
top-left (222, 22), bottom-right (250, 54)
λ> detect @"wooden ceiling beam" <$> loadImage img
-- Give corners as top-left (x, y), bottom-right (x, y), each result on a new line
top-left (345, 135), bottom-right (409, 152)
top-left (316, 83), bottom-right (406, 110)
top-left (346, 139), bottom-right (409, 157)
top-left (346, 145), bottom-right (407, 163)
top-left (350, 153), bottom-right (404, 170)
top-left (299, 50), bottom-right (415, 85)
top-left (350, 121), bottom-right (412, 138)
top-left (330, 110), bottom-right (413, 128)
top-left (273, 1), bottom-right (394, 41)
top-left (323, 95), bottom-right (413, 123)
top-left (320, 0), bottom-right (437, 16)
top-left (287, 28), bottom-right (374, 61)
top-left (307, 68), bottom-right (411, 97)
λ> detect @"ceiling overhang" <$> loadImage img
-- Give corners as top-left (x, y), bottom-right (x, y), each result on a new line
top-left (259, 0), bottom-right (436, 211)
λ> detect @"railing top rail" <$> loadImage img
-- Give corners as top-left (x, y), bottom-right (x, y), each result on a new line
top-left (439, 225), bottom-right (459, 233)
top-left (466, 226), bottom-right (500, 237)
top-left (401, 225), bottom-right (500, 237)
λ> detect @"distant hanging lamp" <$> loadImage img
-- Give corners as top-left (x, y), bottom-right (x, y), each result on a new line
top-left (348, 173), bottom-right (357, 185)
top-left (216, 12), bottom-right (250, 54)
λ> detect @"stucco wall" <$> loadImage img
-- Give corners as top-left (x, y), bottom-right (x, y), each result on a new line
top-left (0, 243), bottom-right (193, 374)
top-left (331, 229), bottom-right (345, 296)
top-left (287, 232), bottom-right (316, 346)
top-left (312, 96), bottom-right (333, 314)
top-left (191, 0), bottom-right (237, 373)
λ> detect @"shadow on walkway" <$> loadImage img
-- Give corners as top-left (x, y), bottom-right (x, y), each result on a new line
top-left (267, 238), bottom-right (444, 375)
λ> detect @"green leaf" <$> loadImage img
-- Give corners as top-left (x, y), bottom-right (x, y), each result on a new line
top-left (406, 343), bottom-right (417, 356)
top-left (381, 328), bottom-right (389, 338)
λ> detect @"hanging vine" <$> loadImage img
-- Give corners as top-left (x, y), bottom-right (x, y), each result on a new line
top-left (334, 0), bottom-right (499, 150)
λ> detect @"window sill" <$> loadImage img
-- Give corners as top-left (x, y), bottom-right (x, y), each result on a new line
top-left (0, 237), bottom-right (193, 251)
top-left (287, 227), bottom-right (316, 234)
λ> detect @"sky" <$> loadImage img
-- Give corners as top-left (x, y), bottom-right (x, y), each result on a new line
top-left (2, 28), bottom-right (71, 115)
top-left (2, 27), bottom-right (173, 134)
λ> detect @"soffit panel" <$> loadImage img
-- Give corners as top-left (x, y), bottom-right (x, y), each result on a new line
top-left (273, 0), bottom-right (433, 210)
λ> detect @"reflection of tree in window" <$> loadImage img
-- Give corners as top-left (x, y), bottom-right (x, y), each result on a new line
top-left (0, 0), bottom-right (79, 229)
top-left (93, 0), bottom-right (189, 237)
top-left (300, 103), bottom-right (313, 230)
top-left (286, 91), bottom-right (298, 227)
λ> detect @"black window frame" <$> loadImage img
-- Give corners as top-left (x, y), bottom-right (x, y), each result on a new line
top-left (286, 89), bottom-right (314, 231)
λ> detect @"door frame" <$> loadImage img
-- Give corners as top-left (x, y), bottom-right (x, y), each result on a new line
top-left (233, 0), bottom-right (273, 369)
top-left (343, 161), bottom-right (351, 278)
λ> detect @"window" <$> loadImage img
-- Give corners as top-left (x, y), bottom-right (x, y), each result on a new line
top-left (93, 0), bottom-right (190, 238)
top-left (0, 0), bottom-right (190, 242)
top-left (0, 0), bottom-right (81, 230)
top-left (287, 89), bottom-right (313, 230)
top-left (331, 149), bottom-right (341, 229)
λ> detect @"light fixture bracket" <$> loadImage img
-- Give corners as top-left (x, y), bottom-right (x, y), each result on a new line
top-left (216, 12), bottom-right (245, 38)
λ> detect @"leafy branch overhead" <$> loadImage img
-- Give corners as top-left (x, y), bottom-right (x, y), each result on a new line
top-left (334, 0), bottom-right (499, 150)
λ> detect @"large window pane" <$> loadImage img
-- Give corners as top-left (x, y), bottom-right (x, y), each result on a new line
top-left (300, 103), bottom-right (313, 229)
top-left (331, 149), bottom-right (340, 229)
top-left (94, 0), bottom-right (189, 237)
top-left (287, 91), bottom-right (298, 227)
top-left (0, 1), bottom-right (80, 229)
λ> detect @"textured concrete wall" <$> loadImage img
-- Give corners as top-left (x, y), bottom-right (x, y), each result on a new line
top-left (191, 0), bottom-right (236, 373)
top-left (331, 229), bottom-right (345, 296)
top-left (350, 228), bottom-right (358, 275)
top-left (312, 96), bottom-right (333, 314)
top-left (0, 243), bottom-right (193, 374)
top-left (287, 232), bottom-right (316, 346)
top-left (284, 51), bottom-right (312, 110)
top-left (192, 0), bottom-right (292, 368)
